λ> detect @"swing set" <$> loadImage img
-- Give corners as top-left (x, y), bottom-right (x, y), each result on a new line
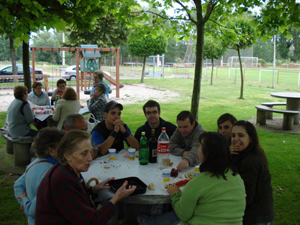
top-left (30, 46), bottom-right (122, 99)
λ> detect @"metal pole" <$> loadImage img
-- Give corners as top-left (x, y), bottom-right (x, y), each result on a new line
top-left (272, 35), bottom-right (276, 88)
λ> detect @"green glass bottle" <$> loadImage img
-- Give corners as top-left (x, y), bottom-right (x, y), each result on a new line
top-left (139, 132), bottom-right (148, 165)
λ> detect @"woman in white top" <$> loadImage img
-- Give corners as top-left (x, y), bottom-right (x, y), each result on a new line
top-left (52, 87), bottom-right (81, 129)
top-left (27, 82), bottom-right (49, 106)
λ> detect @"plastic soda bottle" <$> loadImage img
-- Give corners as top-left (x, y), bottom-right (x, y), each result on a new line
top-left (148, 129), bottom-right (157, 163)
top-left (139, 132), bottom-right (149, 165)
top-left (157, 127), bottom-right (170, 169)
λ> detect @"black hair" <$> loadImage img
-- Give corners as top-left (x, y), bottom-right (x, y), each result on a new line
top-left (143, 100), bottom-right (160, 115)
top-left (232, 120), bottom-right (269, 170)
top-left (199, 132), bottom-right (238, 180)
top-left (217, 113), bottom-right (237, 126)
top-left (177, 111), bottom-right (195, 125)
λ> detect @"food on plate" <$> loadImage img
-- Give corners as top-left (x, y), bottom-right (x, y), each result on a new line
top-left (162, 183), bottom-right (173, 190)
top-left (171, 168), bottom-right (178, 177)
top-left (162, 158), bottom-right (173, 166)
top-left (175, 178), bottom-right (192, 187)
top-left (148, 183), bottom-right (155, 190)
top-left (184, 171), bottom-right (195, 179)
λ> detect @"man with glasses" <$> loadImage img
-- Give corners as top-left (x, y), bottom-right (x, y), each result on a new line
top-left (134, 100), bottom-right (177, 141)
top-left (90, 70), bottom-right (110, 101)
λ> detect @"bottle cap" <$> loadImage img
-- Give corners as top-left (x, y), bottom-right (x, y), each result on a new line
top-left (141, 131), bottom-right (146, 135)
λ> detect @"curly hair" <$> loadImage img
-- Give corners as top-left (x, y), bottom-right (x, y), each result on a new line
top-left (14, 86), bottom-right (27, 99)
top-left (32, 81), bottom-right (43, 89)
top-left (33, 127), bottom-right (65, 158)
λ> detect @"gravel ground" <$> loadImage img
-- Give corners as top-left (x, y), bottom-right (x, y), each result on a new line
top-left (0, 82), bottom-right (181, 112)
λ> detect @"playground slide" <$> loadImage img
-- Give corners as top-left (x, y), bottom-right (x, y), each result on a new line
top-left (103, 71), bottom-right (124, 88)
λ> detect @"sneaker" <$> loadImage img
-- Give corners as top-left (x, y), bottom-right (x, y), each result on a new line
top-left (137, 214), bottom-right (149, 225)
top-left (151, 204), bottom-right (163, 216)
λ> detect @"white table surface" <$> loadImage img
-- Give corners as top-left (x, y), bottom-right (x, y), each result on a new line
top-left (270, 92), bottom-right (300, 99)
top-left (81, 149), bottom-right (196, 204)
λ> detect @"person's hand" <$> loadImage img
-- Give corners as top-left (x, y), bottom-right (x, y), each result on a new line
top-left (230, 145), bottom-right (240, 155)
top-left (90, 94), bottom-right (95, 99)
top-left (177, 159), bottom-right (189, 171)
top-left (167, 184), bottom-right (180, 195)
top-left (110, 180), bottom-right (136, 204)
top-left (114, 124), bottom-right (120, 133)
top-left (92, 177), bottom-right (115, 192)
top-left (17, 191), bottom-right (27, 201)
top-left (182, 151), bottom-right (189, 157)
top-left (20, 205), bottom-right (25, 213)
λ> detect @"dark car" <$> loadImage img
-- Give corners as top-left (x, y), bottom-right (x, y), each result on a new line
top-left (0, 64), bottom-right (43, 82)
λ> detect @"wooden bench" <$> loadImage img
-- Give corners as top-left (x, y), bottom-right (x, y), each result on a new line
top-left (261, 102), bottom-right (287, 119)
top-left (255, 105), bottom-right (299, 130)
top-left (1, 133), bottom-right (34, 166)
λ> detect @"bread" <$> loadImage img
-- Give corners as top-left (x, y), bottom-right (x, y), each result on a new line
top-left (148, 183), bottom-right (155, 190)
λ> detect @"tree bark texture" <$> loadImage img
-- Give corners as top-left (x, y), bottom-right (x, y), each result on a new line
top-left (9, 38), bottom-right (17, 75)
top-left (210, 58), bottom-right (214, 85)
top-left (237, 48), bottom-right (244, 99)
top-left (23, 41), bottom-right (31, 93)
top-left (141, 56), bottom-right (146, 83)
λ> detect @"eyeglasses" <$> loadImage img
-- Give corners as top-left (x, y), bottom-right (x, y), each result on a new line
top-left (146, 110), bottom-right (158, 115)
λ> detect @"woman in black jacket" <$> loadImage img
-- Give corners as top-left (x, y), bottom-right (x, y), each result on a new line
top-left (231, 120), bottom-right (275, 225)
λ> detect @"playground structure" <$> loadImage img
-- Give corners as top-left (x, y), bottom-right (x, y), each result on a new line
top-left (31, 46), bottom-right (122, 99)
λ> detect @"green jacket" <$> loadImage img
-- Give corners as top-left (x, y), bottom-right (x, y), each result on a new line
top-left (171, 170), bottom-right (246, 225)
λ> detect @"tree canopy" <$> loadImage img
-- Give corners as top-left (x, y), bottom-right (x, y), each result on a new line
top-left (128, 35), bottom-right (167, 82)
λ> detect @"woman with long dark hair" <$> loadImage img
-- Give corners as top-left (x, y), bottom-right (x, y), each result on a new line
top-left (231, 121), bottom-right (274, 225)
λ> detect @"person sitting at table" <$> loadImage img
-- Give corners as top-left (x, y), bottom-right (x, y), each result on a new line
top-left (90, 70), bottom-right (110, 101)
top-left (170, 111), bottom-right (206, 171)
top-left (61, 114), bottom-right (98, 159)
top-left (50, 79), bottom-right (66, 105)
top-left (27, 82), bottom-right (49, 106)
top-left (87, 83), bottom-right (107, 122)
top-left (92, 101), bottom-right (139, 155)
top-left (134, 100), bottom-right (177, 141)
top-left (52, 87), bottom-right (81, 129)
top-left (217, 113), bottom-right (237, 144)
top-left (7, 85), bottom-right (37, 137)
top-left (35, 130), bottom-right (136, 225)
top-left (138, 132), bottom-right (246, 225)
top-left (231, 121), bottom-right (275, 225)
top-left (14, 127), bottom-right (65, 225)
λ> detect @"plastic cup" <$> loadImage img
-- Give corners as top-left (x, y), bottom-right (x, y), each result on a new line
top-left (109, 148), bottom-right (116, 160)
top-left (194, 165), bottom-right (200, 176)
top-left (162, 169), bottom-right (171, 182)
top-left (128, 148), bottom-right (136, 160)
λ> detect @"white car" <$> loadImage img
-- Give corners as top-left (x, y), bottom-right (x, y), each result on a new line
top-left (61, 65), bottom-right (111, 81)
top-left (61, 65), bottom-right (79, 81)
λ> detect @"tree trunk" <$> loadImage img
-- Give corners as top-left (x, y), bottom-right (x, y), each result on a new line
top-left (141, 56), bottom-right (146, 83)
top-left (237, 48), bottom-right (244, 99)
top-left (191, 13), bottom-right (205, 121)
top-left (23, 40), bottom-right (31, 92)
top-left (210, 58), bottom-right (214, 85)
top-left (9, 38), bottom-right (17, 75)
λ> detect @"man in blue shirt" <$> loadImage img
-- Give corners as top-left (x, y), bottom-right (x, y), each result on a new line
top-left (92, 101), bottom-right (139, 156)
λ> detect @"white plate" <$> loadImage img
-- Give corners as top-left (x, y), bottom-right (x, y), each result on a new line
top-left (183, 172), bottom-right (194, 179)
top-left (161, 183), bottom-right (185, 191)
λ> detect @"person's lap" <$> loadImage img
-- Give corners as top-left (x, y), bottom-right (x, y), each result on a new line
top-left (25, 129), bottom-right (38, 137)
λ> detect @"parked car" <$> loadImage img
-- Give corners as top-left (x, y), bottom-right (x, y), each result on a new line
top-left (61, 65), bottom-right (80, 81)
top-left (0, 64), bottom-right (43, 82)
top-left (62, 65), bottom-right (111, 81)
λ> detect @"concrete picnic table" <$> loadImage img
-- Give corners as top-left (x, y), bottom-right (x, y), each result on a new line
top-left (271, 92), bottom-right (300, 124)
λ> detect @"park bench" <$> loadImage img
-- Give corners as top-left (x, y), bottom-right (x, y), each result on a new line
top-left (261, 102), bottom-right (287, 119)
top-left (255, 105), bottom-right (299, 130)
top-left (1, 132), bottom-right (34, 166)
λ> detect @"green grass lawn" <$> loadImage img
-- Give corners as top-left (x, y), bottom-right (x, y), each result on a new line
top-left (0, 71), bottom-right (300, 224)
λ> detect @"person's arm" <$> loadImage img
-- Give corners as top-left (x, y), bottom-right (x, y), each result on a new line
top-left (92, 130), bottom-right (114, 156)
top-left (123, 126), bottom-right (139, 150)
top-left (51, 89), bottom-right (58, 101)
top-left (181, 139), bottom-right (200, 167)
top-left (14, 173), bottom-right (26, 205)
top-left (23, 103), bottom-right (35, 124)
top-left (52, 100), bottom-right (62, 122)
top-left (134, 127), bottom-right (142, 143)
top-left (170, 177), bottom-right (201, 222)
top-left (51, 173), bottom-right (116, 225)
top-left (169, 129), bottom-right (185, 156)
